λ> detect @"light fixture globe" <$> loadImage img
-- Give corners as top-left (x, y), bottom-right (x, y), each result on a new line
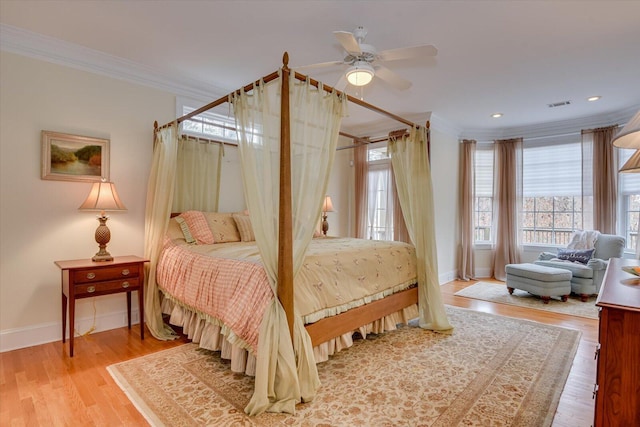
top-left (346, 61), bottom-right (375, 86)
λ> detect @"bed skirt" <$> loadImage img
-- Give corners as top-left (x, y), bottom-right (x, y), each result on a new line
top-left (161, 297), bottom-right (419, 376)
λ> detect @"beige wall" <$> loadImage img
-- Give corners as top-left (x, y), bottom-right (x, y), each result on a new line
top-left (0, 52), bottom-right (176, 350)
top-left (0, 51), bottom-right (461, 351)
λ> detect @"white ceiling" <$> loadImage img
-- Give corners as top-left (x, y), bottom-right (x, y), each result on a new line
top-left (2, 0), bottom-right (640, 135)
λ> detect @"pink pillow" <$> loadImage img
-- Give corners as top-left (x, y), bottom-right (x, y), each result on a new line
top-left (178, 211), bottom-right (215, 244)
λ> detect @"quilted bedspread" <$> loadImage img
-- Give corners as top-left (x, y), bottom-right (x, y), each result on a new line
top-left (157, 237), bottom-right (417, 352)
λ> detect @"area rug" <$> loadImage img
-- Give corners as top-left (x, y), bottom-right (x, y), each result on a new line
top-left (454, 281), bottom-right (598, 320)
top-left (108, 306), bottom-right (580, 426)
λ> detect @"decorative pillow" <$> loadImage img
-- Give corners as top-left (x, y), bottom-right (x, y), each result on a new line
top-left (173, 216), bottom-right (197, 244)
top-left (178, 211), bottom-right (215, 244)
top-left (233, 213), bottom-right (255, 242)
top-left (202, 212), bottom-right (241, 243)
top-left (556, 248), bottom-right (595, 264)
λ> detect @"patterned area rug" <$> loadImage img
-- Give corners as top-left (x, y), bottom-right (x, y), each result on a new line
top-left (108, 306), bottom-right (580, 426)
top-left (455, 281), bottom-right (598, 319)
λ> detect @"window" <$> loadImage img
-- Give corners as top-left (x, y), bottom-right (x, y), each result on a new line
top-left (366, 144), bottom-right (394, 240)
top-left (474, 144), bottom-right (493, 243)
top-left (181, 106), bottom-right (238, 142)
top-left (618, 148), bottom-right (640, 251)
top-left (521, 139), bottom-right (588, 246)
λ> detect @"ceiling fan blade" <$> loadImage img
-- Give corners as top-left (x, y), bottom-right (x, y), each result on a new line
top-left (293, 60), bottom-right (344, 72)
top-left (378, 44), bottom-right (438, 62)
top-left (333, 31), bottom-right (361, 54)
top-left (375, 65), bottom-right (412, 90)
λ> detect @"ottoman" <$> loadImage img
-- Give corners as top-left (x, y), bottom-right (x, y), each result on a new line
top-left (505, 263), bottom-right (572, 304)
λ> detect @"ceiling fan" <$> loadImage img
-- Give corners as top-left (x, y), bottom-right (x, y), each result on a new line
top-left (295, 26), bottom-right (437, 90)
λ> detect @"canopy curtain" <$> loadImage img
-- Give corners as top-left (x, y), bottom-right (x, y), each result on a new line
top-left (388, 127), bottom-right (452, 332)
top-left (459, 139), bottom-right (476, 280)
top-left (492, 138), bottom-right (523, 280)
top-left (231, 72), bottom-right (345, 415)
top-left (582, 126), bottom-right (618, 234)
top-left (171, 136), bottom-right (223, 212)
top-left (391, 163), bottom-right (410, 243)
top-left (143, 125), bottom-right (179, 340)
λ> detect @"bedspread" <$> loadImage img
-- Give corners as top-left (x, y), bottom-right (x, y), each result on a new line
top-left (157, 237), bottom-right (417, 353)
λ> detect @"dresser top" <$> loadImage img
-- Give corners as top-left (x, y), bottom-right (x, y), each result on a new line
top-left (54, 255), bottom-right (148, 270)
top-left (596, 257), bottom-right (640, 312)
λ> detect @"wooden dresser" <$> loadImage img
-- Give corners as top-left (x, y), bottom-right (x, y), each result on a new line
top-left (593, 257), bottom-right (640, 426)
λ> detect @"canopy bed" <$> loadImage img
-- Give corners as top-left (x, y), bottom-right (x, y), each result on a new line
top-left (144, 53), bottom-right (452, 416)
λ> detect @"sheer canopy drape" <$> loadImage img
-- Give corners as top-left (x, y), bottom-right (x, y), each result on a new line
top-left (171, 136), bottom-right (223, 212)
top-left (459, 139), bottom-right (476, 280)
top-left (232, 72), bottom-right (345, 415)
top-left (492, 138), bottom-right (523, 281)
top-left (143, 125), bottom-right (179, 340)
top-left (389, 127), bottom-right (452, 332)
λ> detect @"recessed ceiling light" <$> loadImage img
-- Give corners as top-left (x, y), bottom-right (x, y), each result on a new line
top-left (491, 113), bottom-right (503, 118)
top-left (587, 96), bottom-right (601, 102)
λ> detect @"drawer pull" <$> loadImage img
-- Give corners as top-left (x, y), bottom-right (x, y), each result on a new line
top-left (122, 281), bottom-right (130, 288)
top-left (594, 343), bottom-right (601, 360)
top-left (87, 286), bottom-right (96, 293)
top-left (121, 269), bottom-right (130, 276)
top-left (86, 273), bottom-right (96, 279)
top-left (592, 384), bottom-right (598, 399)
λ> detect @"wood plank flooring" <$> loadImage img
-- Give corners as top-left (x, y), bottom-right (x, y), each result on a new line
top-left (0, 279), bottom-right (597, 426)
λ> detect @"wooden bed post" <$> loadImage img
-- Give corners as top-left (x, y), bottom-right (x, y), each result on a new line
top-left (278, 52), bottom-right (294, 339)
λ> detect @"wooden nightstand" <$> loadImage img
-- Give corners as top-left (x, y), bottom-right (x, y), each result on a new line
top-left (55, 255), bottom-right (149, 356)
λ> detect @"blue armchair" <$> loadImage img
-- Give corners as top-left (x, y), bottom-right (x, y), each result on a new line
top-left (534, 233), bottom-right (626, 301)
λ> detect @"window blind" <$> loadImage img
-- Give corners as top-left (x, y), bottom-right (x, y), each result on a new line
top-left (523, 140), bottom-right (582, 197)
top-left (475, 144), bottom-right (493, 197)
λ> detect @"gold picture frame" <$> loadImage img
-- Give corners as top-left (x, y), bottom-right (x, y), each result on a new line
top-left (41, 131), bottom-right (109, 182)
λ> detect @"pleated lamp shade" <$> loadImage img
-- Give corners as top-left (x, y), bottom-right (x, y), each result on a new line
top-left (612, 110), bottom-right (640, 149)
top-left (620, 149), bottom-right (640, 173)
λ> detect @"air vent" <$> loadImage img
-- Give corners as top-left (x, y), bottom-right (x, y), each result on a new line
top-left (547, 100), bottom-right (572, 108)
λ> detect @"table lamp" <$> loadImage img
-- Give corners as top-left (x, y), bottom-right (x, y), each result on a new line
top-left (79, 180), bottom-right (127, 261)
top-left (322, 196), bottom-right (335, 236)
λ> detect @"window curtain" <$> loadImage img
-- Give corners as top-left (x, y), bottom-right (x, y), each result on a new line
top-left (143, 125), bottom-right (180, 340)
top-left (367, 162), bottom-right (394, 240)
top-left (391, 162), bottom-right (410, 243)
top-left (354, 141), bottom-right (368, 238)
top-left (389, 127), bottom-right (452, 332)
top-left (582, 126), bottom-right (618, 234)
top-left (171, 136), bottom-right (223, 212)
top-left (458, 139), bottom-right (476, 280)
top-left (232, 72), bottom-right (345, 415)
top-left (492, 138), bottom-right (523, 281)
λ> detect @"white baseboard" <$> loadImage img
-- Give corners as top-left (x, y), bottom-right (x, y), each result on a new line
top-left (0, 308), bottom-right (140, 353)
top-left (439, 269), bottom-right (458, 284)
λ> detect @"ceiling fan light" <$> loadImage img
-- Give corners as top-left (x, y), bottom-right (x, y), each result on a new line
top-left (346, 61), bottom-right (374, 86)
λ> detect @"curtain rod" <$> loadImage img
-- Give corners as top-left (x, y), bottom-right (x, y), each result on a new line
top-left (156, 52), bottom-right (423, 132)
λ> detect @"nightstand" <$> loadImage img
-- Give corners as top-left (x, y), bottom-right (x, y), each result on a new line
top-left (55, 255), bottom-right (148, 356)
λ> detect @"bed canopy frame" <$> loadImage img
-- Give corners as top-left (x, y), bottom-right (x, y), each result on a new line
top-left (151, 52), bottom-right (452, 415)
top-left (154, 53), bottom-right (430, 342)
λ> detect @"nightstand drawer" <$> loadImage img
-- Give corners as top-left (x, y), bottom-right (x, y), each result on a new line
top-left (73, 264), bottom-right (140, 283)
top-left (75, 277), bottom-right (140, 297)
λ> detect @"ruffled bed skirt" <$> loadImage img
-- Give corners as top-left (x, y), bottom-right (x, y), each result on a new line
top-left (161, 297), bottom-right (419, 376)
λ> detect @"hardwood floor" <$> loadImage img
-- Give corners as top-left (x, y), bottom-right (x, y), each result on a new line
top-left (0, 279), bottom-right (597, 426)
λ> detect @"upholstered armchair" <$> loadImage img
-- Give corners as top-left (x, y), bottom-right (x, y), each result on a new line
top-left (534, 233), bottom-right (626, 301)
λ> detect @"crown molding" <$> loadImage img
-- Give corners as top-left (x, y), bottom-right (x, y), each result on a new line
top-left (459, 105), bottom-right (640, 142)
top-left (0, 23), bottom-right (227, 101)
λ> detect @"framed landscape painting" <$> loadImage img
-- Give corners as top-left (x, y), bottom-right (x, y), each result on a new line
top-left (41, 131), bottom-right (109, 182)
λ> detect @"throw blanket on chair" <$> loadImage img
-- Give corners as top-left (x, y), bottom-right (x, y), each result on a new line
top-left (567, 230), bottom-right (600, 250)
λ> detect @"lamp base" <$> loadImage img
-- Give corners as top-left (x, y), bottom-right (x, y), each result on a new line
top-left (322, 215), bottom-right (329, 236)
top-left (92, 215), bottom-right (113, 262)
top-left (92, 252), bottom-right (113, 262)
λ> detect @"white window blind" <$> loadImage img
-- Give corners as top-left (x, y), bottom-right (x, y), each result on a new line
top-left (475, 144), bottom-right (493, 197)
top-left (523, 140), bottom-right (582, 197)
